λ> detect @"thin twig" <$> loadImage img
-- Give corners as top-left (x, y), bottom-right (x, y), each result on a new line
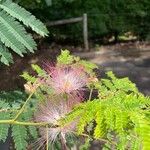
top-left (60, 134), bottom-right (68, 150)
top-left (88, 87), bottom-right (93, 101)
top-left (13, 91), bottom-right (35, 121)
top-left (0, 120), bottom-right (50, 126)
top-left (13, 80), bottom-right (40, 121)
top-left (72, 131), bottom-right (117, 146)
top-left (46, 125), bottom-right (49, 150)
top-left (0, 109), bottom-right (18, 113)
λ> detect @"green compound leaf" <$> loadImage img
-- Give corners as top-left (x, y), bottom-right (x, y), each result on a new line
top-left (31, 64), bottom-right (46, 76)
top-left (57, 49), bottom-right (74, 65)
top-left (0, 1), bottom-right (48, 36)
top-left (12, 125), bottom-right (28, 150)
top-left (0, 43), bottom-right (13, 65)
top-left (21, 72), bottom-right (36, 83)
top-left (0, 10), bottom-right (36, 53)
top-left (0, 101), bottom-right (10, 142)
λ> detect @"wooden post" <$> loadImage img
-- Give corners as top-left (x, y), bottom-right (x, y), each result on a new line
top-left (46, 14), bottom-right (89, 51)
top-left (46, 17), bottom-right (83, 26)
top-left (83, 13), bottom-right (89, 51)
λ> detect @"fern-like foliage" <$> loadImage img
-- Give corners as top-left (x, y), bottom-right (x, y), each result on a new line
top-left (0, 50), bottom-right (149, 150)
top-left (12, 125), bottom-right (28, 150)
top-left (0, 1), bottom-right (48, 37)
top-left (0, 10), bottom-right (36, 55)
top-left (0, 42), bottom-right (13, 65)
top-left (0, 101), bottom-right (10, 142)
top-left (57, 49), bottom-right (75, 65)
top-left (62, 71), bottom-right (150, 150)
top-left (0, 0), bottom-right (48, 65)
top-left (0, 91), bottom-right (38, 150)
top-left (21, 50), bottom-right (150, 149)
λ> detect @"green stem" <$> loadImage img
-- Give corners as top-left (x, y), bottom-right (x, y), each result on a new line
top-left (13, 91), bottom-right (35, 121)
top-left (63, 93), bottom-right (68, 101)
top-left (0, 119), bottom-right (50, 126)
top-left (46, 125), bottom-right (49, 150)
top-left (72, 131), bottom-right (117, 146)
top-left (88, 87), bottom-right (93, 101)
top-left (0, 109), bottom-right (18, 113)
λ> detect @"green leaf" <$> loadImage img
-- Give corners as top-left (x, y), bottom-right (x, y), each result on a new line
top-left (94, 110), bottom-right (106, 138)
top-left (0, 10), bottom-right (36, 53)
top-left (131, 113), bottom-right (150, 150)
top-left (0, 11), bottom-right (25, 56)
top-left (106, 71), bottom-right (138, 93)
top-left (104, 107), bottom-right (115, 130)
top-left (79, 138), bottom-right (91, 150)
top-left (31, 64), bottom-right (46, 76)
top-left (28, 126), bottom-right (38, 139)
top-left (0, 1), bottom-right (48, 36)
top-left (0, 43), bottom-right (13, 65)
top-left (106, 71), bottom-right (116, 80)
top-left (20, 110), bottom-right (38, 139)
top-left (12, 125), bottom-right (28, 150)
top-left (0, 101), bottom-right (10, 142)
top-left (101, 79), bottom-right (115, 91)
top-left (0, 112), bottom-right (10, 142)
top-left (45, 0), bottom-right (52, 6)
top-left (21, 72), bottom-right (36, 83)
top-left (57, 49), bottom-right (74, 65)
top-left (79, 60), bottom-right (98, 72)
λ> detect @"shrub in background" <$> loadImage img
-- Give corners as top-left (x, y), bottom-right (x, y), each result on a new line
top-left (18, 0), bottom-right (150, 42)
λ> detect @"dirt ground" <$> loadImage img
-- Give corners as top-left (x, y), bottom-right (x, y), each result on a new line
top-left (0, 41), bottom-right (150, 95)
top-left (75, 41), bottom-right (150, 95)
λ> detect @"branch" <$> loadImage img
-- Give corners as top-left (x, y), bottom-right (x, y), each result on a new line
top-left (0, 120), bottom-right (50, 126)
top-left (88, 87), bottom-right (93, 101)
top-left (13, 79), bottom-right (40, 121)
top-left (46, 125), bottom-right (49, 150)
top-left (13, 91), bottom-right (35, 121)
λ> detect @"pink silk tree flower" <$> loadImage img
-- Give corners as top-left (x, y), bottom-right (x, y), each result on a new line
top-left (34, 97), bottom-right (79, 149)
top-left (44, 64), bottom-right (89, 95)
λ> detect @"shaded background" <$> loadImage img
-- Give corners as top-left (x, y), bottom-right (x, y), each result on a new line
top-left (0, 0), bottom-right (150, 95)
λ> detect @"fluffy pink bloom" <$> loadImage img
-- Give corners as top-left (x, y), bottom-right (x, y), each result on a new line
top-left (44, 64), bottom-right (89, 95)
top-left (34, 96), bottom-right (79, 149)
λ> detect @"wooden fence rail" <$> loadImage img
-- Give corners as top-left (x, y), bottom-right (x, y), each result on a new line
top-left (46, 13), bottom-right (89, 51)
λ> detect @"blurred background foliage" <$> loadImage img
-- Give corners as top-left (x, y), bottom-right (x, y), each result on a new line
top-left (15, 0), bottom-right (150, 43)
